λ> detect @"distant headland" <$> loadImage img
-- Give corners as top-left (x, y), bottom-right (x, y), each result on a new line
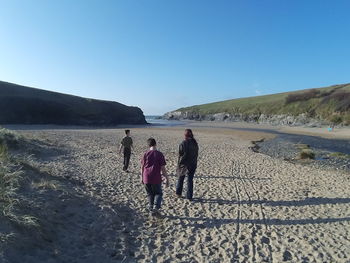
top-left (164, 83), bottom-right (350, 127)
top-left (0, 81), bottom-right (146, 126)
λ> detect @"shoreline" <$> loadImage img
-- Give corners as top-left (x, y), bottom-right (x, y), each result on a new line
top-left (183, 122), bottom-right (350, 171)
top-left (4, 120), bottom-right (350, 139)
top-left (182, 120), bottom-right (350, 140)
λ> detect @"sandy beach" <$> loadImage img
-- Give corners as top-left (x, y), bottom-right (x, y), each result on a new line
top-left (4, 126), bottom-right (350, 262)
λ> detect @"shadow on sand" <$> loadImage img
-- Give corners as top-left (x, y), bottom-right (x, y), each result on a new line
top-left (2, 161), bottom-right (143, 263)
top-left (192, 197), bottom-right (350, 206)
top-left (167, 215), bottom-right (350, 228)
top-left (166, 197), bottom-right (350, 229)
top-left (196, 175), bottom-right (272, 181)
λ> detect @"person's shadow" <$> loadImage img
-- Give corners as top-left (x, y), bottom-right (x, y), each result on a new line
top-left (192, 197), bottom-right (350, 206)
top-left (166, 197), bottom-right (350, 228)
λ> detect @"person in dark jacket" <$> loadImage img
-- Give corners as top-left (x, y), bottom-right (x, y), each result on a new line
top-left (119, 129), bottom-right (133, 172)
top-left (175, 129), bottom-right (199, 200)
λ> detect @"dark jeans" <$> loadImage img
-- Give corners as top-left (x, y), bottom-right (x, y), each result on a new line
top-left (123, 148), bottom-right (131, 171)
top-left (144, 184), bottom-right (163, 209)
top-left (176, 168), bottom-right (196, 200)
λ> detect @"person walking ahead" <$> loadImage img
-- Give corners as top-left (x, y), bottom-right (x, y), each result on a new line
top-left (141, 138), bottom-right (169, 217)
top-left (176, 129), bottom-right (199, 200)
top-left (119, 129), bottom-right (133, 172)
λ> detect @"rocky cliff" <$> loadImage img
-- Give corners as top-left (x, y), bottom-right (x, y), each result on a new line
top-left (0, 81), bottom-right (146, 125)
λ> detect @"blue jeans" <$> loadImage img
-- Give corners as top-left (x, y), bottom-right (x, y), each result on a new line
top-left (176, 168), bottom-right (195, 199)
top-left (144, 184), bottom-right (163, 209)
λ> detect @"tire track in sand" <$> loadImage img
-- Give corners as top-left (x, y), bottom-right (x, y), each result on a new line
top-left (231, 161), bottom-right (241, 262)
top-left (240, 160), bottom-right (274, 263)
top-left (234, 160), bottom-right (258, 262)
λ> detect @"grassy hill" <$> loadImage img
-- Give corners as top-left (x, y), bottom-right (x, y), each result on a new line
top-left (0, 81), bottom-right (146, 125)
top-left (174, 83), bottom-right (350, 125)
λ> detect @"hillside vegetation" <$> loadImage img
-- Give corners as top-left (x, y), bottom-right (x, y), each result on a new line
top-left (173, 84), bottom-right (350, 125)
top-left (0, 81), bottom-right (146, 125)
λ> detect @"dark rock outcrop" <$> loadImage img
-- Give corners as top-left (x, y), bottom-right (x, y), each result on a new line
top-left (0, 81), bottom-right (146, 125)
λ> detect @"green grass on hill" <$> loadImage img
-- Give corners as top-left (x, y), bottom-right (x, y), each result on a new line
top-left (176, 84), bottom-right (350, 124)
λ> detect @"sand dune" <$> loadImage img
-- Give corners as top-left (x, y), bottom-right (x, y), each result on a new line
top-left (12, 127), bottom-right (350, 262)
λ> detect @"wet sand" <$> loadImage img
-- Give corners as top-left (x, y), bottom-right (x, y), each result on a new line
top-left (7, 126), bottom-right (350, 262)
top-left (185, 121), bottom-right (350, 140)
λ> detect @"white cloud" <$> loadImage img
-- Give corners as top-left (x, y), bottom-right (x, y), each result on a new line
top-left (255, 89), bottom-right (262, 95)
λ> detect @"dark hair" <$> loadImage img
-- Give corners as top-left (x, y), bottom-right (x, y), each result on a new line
top-left (125, 129), bottom-right (130, 135)
top-left (147, 138), bottom-right (156, 147)
top-left (185, 129), bottom-right (194, 138)
top-left (185, 129), bottom-right (197, 144)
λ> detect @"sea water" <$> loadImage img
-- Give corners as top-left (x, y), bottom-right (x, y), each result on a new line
top-left (145, 115), bottom-right (186, 127)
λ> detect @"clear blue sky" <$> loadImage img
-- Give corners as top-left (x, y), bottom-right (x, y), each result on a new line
top-left (0, 0), bottom-right (349, 115)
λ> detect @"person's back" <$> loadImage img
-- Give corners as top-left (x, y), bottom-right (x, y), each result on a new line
top-left (176, 129), bottom-right (199, 200)
top-left (142, 150), bottom-right (165, 184)
top-left (121, 136), bottom-right (133, 149)
top-left (119, 130), bottom-right (133, 172)
top-left (141, 138), bottom-right (169, 217)
top-left (178, 137), bottom-right (199, 171)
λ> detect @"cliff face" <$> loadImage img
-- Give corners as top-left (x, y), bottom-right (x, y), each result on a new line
top-left (0, 81), bottom-right (146, 125)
